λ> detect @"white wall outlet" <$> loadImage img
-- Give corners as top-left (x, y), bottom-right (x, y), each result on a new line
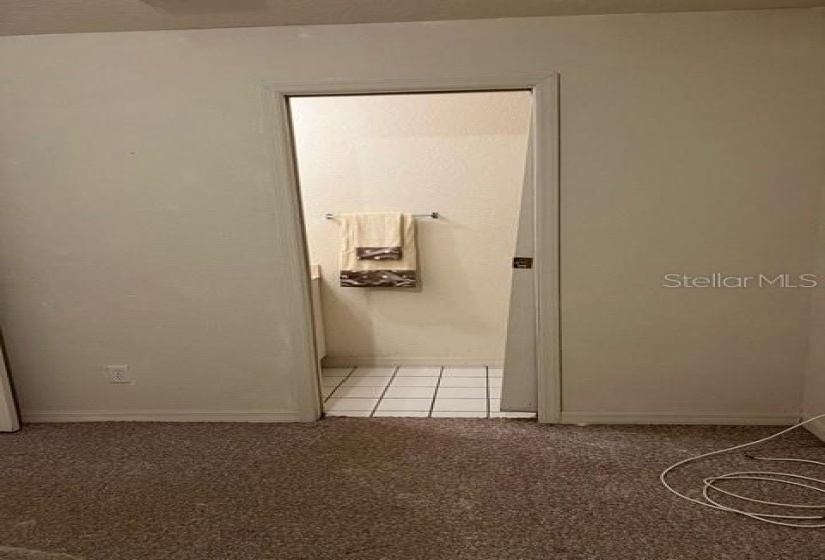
top-left (105, 365), bottom-right (133, 384)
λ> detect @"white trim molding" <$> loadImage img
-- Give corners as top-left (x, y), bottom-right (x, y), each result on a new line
top-left (806, 416), bottom-right (825, 441)
top-left (263, 73), bottom-right (560, 424)
top-left (560, 412), bottom-right (800, 426)
top-left (23, 410), bottom-right (303, 423)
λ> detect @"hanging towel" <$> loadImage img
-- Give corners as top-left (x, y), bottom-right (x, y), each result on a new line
top-left (339, 213), bottom-right (417, 287)
top-left (345, 212), bottom-right (404, 260)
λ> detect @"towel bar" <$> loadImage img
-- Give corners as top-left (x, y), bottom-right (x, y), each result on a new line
top-left (324, 212), bottom-right (439, 220)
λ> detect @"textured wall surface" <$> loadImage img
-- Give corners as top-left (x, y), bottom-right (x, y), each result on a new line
top-left (0, 9), bottom-right (822, 420)
top-left (291, 92), bottom-right (531, 365)
top-left (803, 187), bottom-right (825, 438)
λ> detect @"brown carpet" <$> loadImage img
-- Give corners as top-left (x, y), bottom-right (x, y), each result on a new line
top-left (0, 419), bottom-right (824, 560)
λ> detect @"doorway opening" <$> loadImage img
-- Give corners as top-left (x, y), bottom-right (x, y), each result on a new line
top-left (267, 75), bottom-right (559, 423)
top-left (287, 90), bottom-right (534, 418)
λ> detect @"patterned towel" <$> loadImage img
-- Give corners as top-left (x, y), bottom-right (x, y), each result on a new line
top-left (339, 213), bottom-right (417, 287)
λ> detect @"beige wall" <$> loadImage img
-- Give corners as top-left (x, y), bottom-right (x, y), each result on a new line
top-left (803, 188), bottom-right (825, 439)
top-left (0, 9), bottom-right (822, 421)
top-left (291, 92), bottom-right (531, 365)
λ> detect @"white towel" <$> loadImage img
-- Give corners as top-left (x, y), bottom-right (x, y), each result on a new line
top-left (339, 213), bottom-right (417, 287)
top-left (343, 212), bottom-right (403, 260)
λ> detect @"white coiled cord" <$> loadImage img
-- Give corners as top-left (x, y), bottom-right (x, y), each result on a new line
top-left (660, 413), bottom-right (825, 527)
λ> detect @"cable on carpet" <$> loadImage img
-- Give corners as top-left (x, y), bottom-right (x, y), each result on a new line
top-left (660, 413), bottom-right (825, 527)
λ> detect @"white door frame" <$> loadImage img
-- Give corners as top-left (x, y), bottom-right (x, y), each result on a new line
top-left (263, 74), bottom-right (560, 423)
top-left (0, 336), bottom-right (20, 432)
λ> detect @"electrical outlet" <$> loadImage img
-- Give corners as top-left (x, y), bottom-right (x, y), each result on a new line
top-left (105, 365), bottom-right (133, 384)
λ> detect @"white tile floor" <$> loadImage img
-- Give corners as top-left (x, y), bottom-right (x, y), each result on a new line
top-left (321, 366), bottom-right (536, 419)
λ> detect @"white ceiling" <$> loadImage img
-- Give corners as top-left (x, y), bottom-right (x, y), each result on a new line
top-left (1, 0), bottom-right (823, 36)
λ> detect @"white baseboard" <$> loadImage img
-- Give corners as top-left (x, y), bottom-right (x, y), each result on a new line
top-left (805, 416), bottom-right (825, 442)
top-left (22, 409), bottom-right (306, 423)
top-left (560, 411), bottom-right (800, 426)
top-left (322, 356), bottom-right (502, 368)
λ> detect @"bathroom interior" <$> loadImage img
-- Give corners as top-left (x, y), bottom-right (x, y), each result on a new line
top-left (289, 90), bottom-right (537, 418)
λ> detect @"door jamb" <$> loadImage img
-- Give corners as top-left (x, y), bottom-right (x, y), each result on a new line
top-left (262, 75), bottom-right (561, 423)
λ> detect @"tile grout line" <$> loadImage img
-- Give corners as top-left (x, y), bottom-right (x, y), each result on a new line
top-left (428, 366), bottom-right (445, 417)
top-left (325, 366), bottom-right (356, 403)
top-left (370, 366), bottom-right (400, 417)
top-left (326, 365), bottom-right (500, 418)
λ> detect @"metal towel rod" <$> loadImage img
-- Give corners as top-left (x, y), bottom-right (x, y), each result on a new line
top-left (325, 212), bottom-right (439, 220)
